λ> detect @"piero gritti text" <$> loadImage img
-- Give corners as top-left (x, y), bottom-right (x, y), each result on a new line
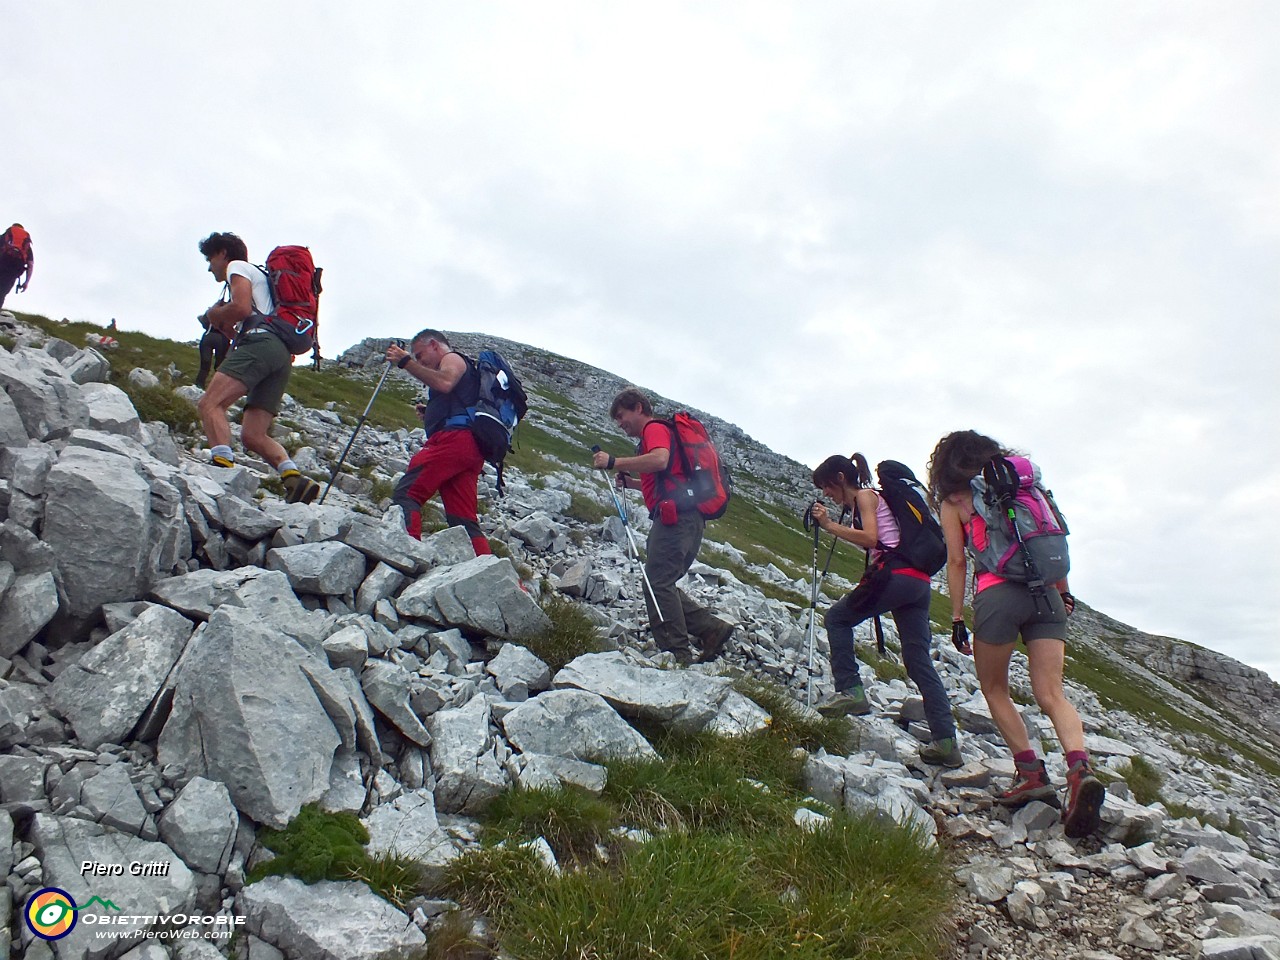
top-left (80, 860), bottom-right (172, 877)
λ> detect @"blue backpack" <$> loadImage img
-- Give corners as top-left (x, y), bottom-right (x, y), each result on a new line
top-left (446, 349), bottom-right (528, 494)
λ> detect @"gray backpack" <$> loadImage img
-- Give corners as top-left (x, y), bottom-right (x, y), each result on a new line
top-left (969, 456), bottom-right (1069, 587)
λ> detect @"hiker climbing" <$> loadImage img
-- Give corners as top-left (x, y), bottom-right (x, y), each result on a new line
top-left (194, 231), bottom-right (322, 504)
top-left (926, 429), bottom-right (1104, 838)
top-left (809, 453), bottom-right (962, 768)
top-left (0, 223), bottom-right (34, 310)
top-left (387, 331), bottom-right (497, 556)
top-left (591, 387), bottom-right (734, 665)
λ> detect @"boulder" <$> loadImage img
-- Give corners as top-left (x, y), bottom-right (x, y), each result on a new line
top-left (79, 381), bottom-right (145, 440)
top-left (266, 542), bottom-right (368, 596)
top-left (0, 570), bottom-right (59, 657)
top-left (158, 606), bottom-right (342, 828)
top-left (426, 694), bottom-right (509, 813)
top-left (500, 688), bottom-right (657, 762)
top-left (395, 554), bottom-right (551, 639)
top-left (158, 777), bottom-right (239, 874)
top-left (42, 445), bottom-right (152, 618)
top-left (29, 813), bottom-right (197, 959)
top-left (238, 876), bottom-right (425, 960)
top-left (48, 604), bottom-right (194, 748)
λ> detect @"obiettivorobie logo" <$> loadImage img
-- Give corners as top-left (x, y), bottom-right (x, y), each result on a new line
top-left (24, 888), bottom-right (121, 941)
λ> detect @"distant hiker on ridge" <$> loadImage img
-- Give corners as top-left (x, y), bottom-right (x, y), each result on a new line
top-left (927, 429), bottom-right (1104, 838)
top-left (0, 223), bottom-right (34, 310)
top-left (386, 331), bottom-right (492, 556)
top-left (809, 453), bottom-right (962, 767)
top-left (195, 231), bottom-right (320, 504)
top-left (592, 386), bottom-right (733, 665)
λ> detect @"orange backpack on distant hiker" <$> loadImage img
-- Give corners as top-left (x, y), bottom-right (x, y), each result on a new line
top-left (252, 246), bottom-right (323, 355)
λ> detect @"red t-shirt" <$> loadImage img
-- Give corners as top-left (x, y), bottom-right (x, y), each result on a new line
top-left (637, 419), bottom-right (672, 512)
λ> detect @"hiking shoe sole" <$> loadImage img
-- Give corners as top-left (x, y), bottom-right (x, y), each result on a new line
top-left (1064, 777), bottom-right (1106, 838)
top-left (286, 477), bottom-right (322, 505)
top-left (816, 697), bottom-right (873, 719)
top-left (995, 785), bottom-right (1060, 809)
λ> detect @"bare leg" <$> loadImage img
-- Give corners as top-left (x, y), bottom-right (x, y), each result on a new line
top-left (1025, 638), bottom-right (1086, 755)
top-left (973, 639), bottom-right (1032, 755)
top-left (240, 407), bottom-right (288, 469)
top-left (197, 372), bottom-right (248, 450)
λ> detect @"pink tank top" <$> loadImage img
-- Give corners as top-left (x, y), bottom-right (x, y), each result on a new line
top-left (870, 493), bottom-right (899, 563)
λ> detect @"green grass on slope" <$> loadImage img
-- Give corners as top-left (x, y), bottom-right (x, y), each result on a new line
top-left (435, 682), bottom-right (952, 960)
top-left (1065, 641), bottom-right (1280, 778)
top-left (20, 312), bottom-right (421, 434)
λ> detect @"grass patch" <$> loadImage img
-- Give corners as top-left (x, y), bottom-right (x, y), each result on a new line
top-left (1124, 755), bottom-right (1163, 806)
top-left (246, 804), bottom-right (424, 908)
top-left (116, 380), bottom-right (201, 435)
top-left (521, 592), bottom-right (605, 670)
top-left (435, 677), bottom-right (948, 959)
top-left (858, 642), bottom-right (909, 683)
top-left (566, 490), bottom-right (608, 525)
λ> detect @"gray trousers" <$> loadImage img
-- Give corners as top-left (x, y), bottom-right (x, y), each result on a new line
top-left (644, 510), bottom-right (717, 654)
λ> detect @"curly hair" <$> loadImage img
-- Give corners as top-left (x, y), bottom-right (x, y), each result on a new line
top-left (197, 232), bottom-right (249, 263)
top-left (925, 430), bottom-right (1012, 508)
top-left (812, 452), bottom-right (872, 489)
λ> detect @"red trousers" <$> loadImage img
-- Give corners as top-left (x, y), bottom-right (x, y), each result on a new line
top-left (391, 429), bottom-right (491, 555)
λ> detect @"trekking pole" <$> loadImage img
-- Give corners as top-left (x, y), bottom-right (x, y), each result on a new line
top-left (319, 350), bottom-right (398, 505)
top-left (591, 446), bottom-right (663, 623)
top-left (802, 503), bottom-right (822, 709)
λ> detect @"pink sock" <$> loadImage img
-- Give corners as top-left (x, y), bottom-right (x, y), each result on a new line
top-left (1014, 750), bottom-right (1038, 766)
top-left (1067, 750), bottom-right (1089, 768)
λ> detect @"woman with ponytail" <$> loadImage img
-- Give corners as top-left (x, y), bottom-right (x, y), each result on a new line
top-left (809, 453), bottom-right (961, 768)
top-left (926, 430), bottom-right (1103, 838)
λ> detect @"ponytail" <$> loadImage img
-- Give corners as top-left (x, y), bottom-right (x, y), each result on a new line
top-left (812, 452), bottom-right (872, 489)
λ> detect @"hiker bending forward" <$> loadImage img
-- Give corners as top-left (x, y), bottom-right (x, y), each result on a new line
top-left (810, 454), bottom-right (960, 767)
top-left (927, 429), bottom-right (1104, 838)
top-left (388, 330), bottom-right (491, 556)
top-left (592, 387), bottom-right (732, 665)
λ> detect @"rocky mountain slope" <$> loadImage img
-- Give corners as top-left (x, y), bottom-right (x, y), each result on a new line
top-left (2, 311), bottom-right (1279, 960)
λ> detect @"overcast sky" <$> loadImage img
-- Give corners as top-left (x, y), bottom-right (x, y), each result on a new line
top-left (7, 3), bottom-right (1278, 678)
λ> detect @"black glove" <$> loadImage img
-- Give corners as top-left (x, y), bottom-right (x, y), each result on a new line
top-left (951, 620), bottom-right (972, 655)
top-left (1060, 591), bottom-right (1076, 616)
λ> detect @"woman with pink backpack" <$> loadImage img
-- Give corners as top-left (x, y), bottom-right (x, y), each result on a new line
top-left (926, 429), bottom-right (1104, 839)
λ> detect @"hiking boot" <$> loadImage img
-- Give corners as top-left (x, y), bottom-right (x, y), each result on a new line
top-left (697, 623), bottom-right (734, 663)
top-left (995, 758), bottom-right (1059, 808)
top-left (816, 686), bottom-right (872, 718)
top-left (282, 473), bottom-right (321, 505)
top-left (919, 737), bottom-right (963, 769)
top-left (210, 454), bottom-right (235, 469)
top-left (1063, 760), bottom-right (1106, 838)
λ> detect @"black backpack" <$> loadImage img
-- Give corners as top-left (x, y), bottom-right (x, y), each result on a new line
top-left (874, 460), bottom-right (947, 576)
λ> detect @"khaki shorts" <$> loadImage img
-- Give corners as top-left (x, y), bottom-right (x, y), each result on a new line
top-left (973, 580), bottom-right (1067, 646)
top-left (219, 330), bottom-right (292, 415)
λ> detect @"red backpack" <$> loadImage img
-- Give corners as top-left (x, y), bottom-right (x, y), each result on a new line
top-left (657, 411), bottom-right (733, 520)
top-left (254, 246), bottom-right (323, 355)
top-left (3, 225), bottom-right (32, 265)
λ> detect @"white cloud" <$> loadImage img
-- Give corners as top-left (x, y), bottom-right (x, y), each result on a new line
top-left (8, 1), bottom-right (1278, 676)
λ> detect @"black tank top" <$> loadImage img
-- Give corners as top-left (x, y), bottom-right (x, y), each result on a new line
top-left (421, 354), bottom-right (480, 436)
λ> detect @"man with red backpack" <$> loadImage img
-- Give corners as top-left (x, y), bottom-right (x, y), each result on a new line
top-left (0, 224), bottom-right (34, 310)
top-left (592, 387), bottom-right (733, 665)
top-left (195, 231), bottom-right (321, 504)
